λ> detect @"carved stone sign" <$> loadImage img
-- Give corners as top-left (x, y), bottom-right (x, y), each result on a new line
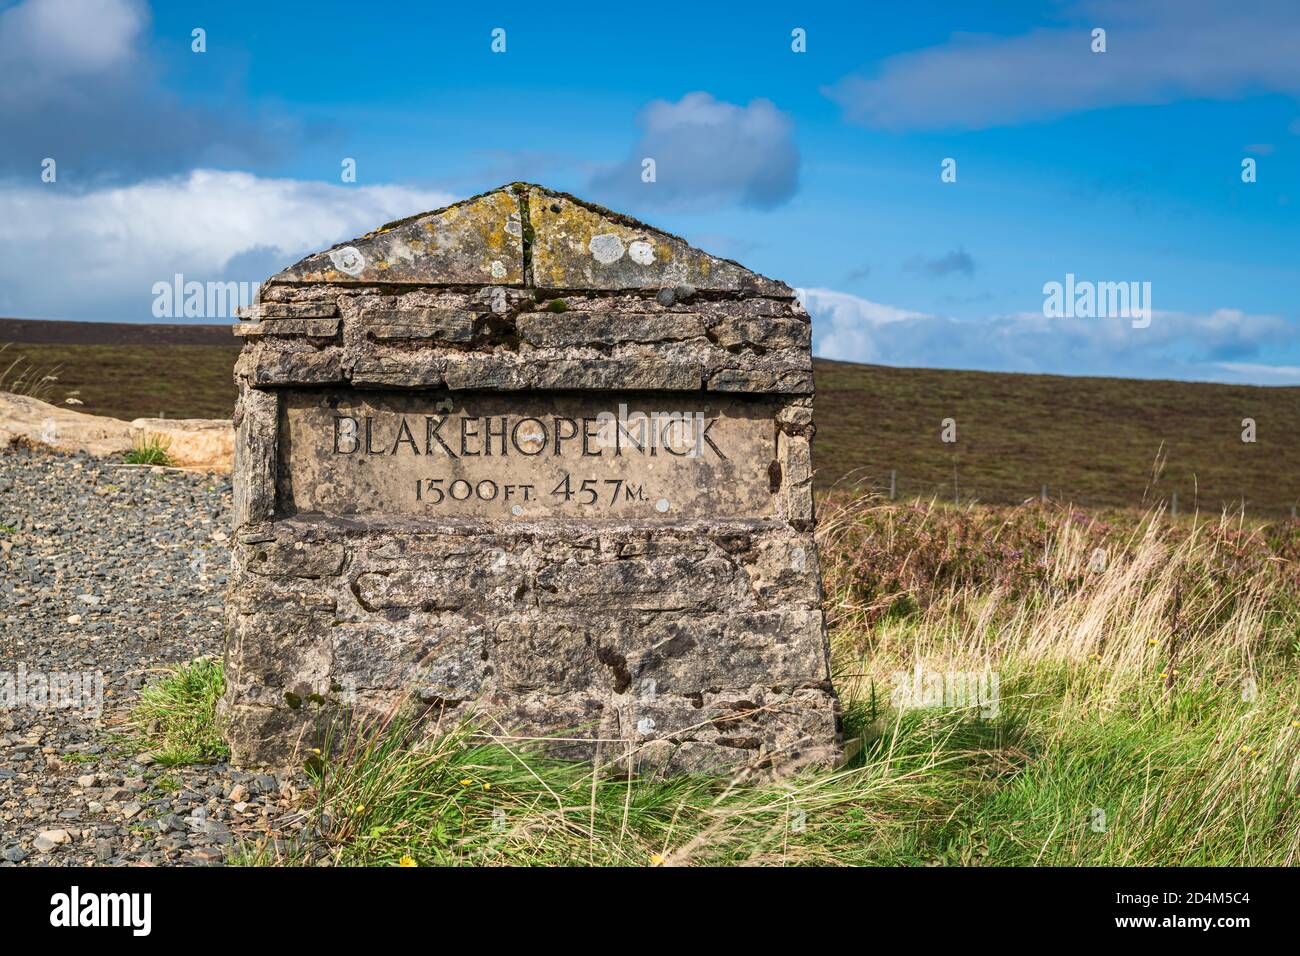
top-left (221, 183), bottom-right (841, 775)
top-left (279, 391), bottom-right (779, 520)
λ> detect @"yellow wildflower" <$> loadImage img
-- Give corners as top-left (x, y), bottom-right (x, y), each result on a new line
top-left (398, 855), bottom-right (417, 867)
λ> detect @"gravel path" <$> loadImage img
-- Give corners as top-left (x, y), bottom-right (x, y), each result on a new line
top-left (0, 447), bottom-right (304, 866)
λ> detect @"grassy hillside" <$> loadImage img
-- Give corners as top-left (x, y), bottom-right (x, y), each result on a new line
top-left (3, 342), bottom-right (242, 421)
top-left (2, 323), bottom-right (1296, 517)
top-left (815, 359), bottom-right (1300, 518)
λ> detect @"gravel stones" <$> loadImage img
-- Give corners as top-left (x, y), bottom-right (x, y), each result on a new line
top-left (0, 448), bottom-right (305, 866)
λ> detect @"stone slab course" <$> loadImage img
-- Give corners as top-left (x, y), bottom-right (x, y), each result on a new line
top-left (221, 183), bottom-right (840, 775)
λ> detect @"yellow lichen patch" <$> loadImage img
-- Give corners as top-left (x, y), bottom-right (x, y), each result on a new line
top-left (525, 184), bottom-right (755, 291)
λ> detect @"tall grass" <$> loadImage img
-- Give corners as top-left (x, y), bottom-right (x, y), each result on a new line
top-left (0, 342), bottom-right (62, 403)
top-left (241, 498), bottom-right (1299, 866)
top-left (821, 495), bottom-right (1300, 865)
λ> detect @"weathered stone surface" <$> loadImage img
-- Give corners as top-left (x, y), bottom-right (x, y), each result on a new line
top-left (234, 318), bottom-right (340, 339)
top-left (492, 617), bottom-right (605, 694)
top-left (0, 392), bottom-right (133, 456)
top-left (517, 311), bottom-right (706, 347)
top-left (712, 317), bottom-right (810, 351)
top-left (707, 365), bottom-right (814, 394)
top-left (248, 347), bottom-right (344, 386)
top-left (360, 308), bottom-right (475, 342)
top-left (231, 387), bottom-right (276, 527)
top-left (237, 531), bottom-right (345, 579)
top-left (526, 186), bottom-right (792, 296)
top-left (218, 703), bottom-right (318, 767)
top-left (241, 301), bottom-right (340, 319)
top-left (333, 620), bottom-right (489, 699)
top-left (440, 356), bottom-right (525, 391)
top-left (349, 350), bottom-right (446, 388)
top-left (268, 188), bottom-right (525, 286)
top-left (522, 357), bottom-right (704, 391)
top-left (224, 184), bottom-right (839, 775)
top-left (225, 608), bottom-right (333, 704)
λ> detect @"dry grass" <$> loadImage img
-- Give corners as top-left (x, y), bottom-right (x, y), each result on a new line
top-left (0, 342), bottom-right (62, 403)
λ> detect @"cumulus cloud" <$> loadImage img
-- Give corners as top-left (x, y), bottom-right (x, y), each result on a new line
top-left (903, 249), bottom-right (976, 278)
top-left (825, 0), bottom-right (1300, 130)
top-left (798, 287), bottom-right (1299, 385)
top-left (590, 92), bottom-right (799, 209)
top-left (0, 171), bottom-right (455, 320)
top-left (0, 0), bottom-right (144, 86)
top-left (0, 0), bottom-right (295, 181)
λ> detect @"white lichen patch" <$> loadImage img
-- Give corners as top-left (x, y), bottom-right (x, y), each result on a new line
top-left (504, 213), bottom-right (523, 237)
top-left (628, 240), bottom-right (655, 266)
top-left (328, 246), bottom-right (367, 277)
top-left (490, 260), bottom-right (507, 278)
top-left (589, 233), bottom-right (625, 264)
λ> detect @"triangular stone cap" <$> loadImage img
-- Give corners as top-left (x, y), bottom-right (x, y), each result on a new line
top-left (266, 183), bottom-right (792, 297)
top-left (267, 187), bottom-right (525, 286)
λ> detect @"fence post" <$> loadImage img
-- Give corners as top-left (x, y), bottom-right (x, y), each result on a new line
top-left (1040, 484), bottom-right (1048, 504)
top-left (1171, 490), bottom-right (1178, 516)
top-left (889, 469), bottom-right (897, 501)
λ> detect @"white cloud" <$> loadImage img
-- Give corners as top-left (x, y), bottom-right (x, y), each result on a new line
top-left (825, 0), bottom-right (1300, 130)
top-left (590, 92), bottom-right (799, 209)
top-left (1213, 362), bottom-right (1300, 385)
top-left (0, 0), bottom-right (145, 99)
top-left (0, 170), bottom-right (455, 320)
top-left (798, 287), bottom-right (1299, 385)
top-left (0, 0), bottom-right (295, 179)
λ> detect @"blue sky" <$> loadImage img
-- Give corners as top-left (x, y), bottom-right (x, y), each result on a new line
top-left (1, 0), bottom-right (1297, 383)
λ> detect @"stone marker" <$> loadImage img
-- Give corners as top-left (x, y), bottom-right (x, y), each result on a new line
top-left (220, 184), bottom-right (840, 775)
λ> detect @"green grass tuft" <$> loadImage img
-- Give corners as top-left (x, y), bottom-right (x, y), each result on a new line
top-left (123, 434), bottom-right (175, 466)
top-left (131, 657), bottom-right (229, 766)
